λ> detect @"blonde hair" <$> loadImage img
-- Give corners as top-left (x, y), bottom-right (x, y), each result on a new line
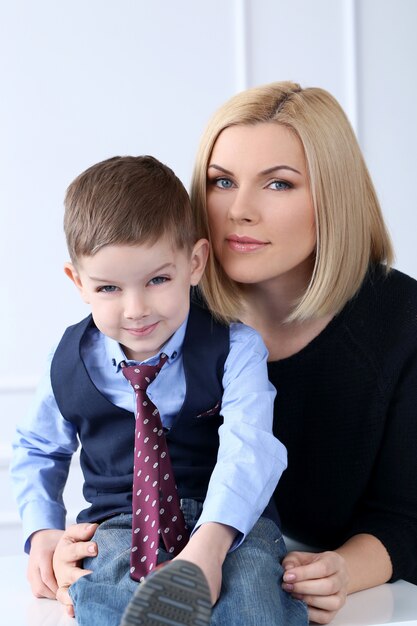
top-left (191, 81), bottom-right (394, 321)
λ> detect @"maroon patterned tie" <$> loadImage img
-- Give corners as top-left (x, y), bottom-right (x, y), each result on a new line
top-left (122, 353), bottom-right (189, 582)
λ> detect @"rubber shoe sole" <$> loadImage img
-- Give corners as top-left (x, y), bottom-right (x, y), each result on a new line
top-left (120, 560), bottom-right (212, 626)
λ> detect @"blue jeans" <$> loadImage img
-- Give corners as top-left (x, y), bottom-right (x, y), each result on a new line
top-left (69, 500), bottom-right (307, 626)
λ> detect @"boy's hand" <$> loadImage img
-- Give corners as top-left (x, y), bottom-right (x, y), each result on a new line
top-left (174, 522), bottom-right (237, 605)
top-left (53, 523), bottom-right (98, 617)
top-left (27, 529), bottom-right (65, 599)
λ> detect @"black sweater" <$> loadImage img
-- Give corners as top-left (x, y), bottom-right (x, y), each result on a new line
top-left (268, 265), bottom-right (417, 585)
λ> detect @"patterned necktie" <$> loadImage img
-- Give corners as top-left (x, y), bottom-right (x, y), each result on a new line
top-left (122, 353), bottom-right (189, 582)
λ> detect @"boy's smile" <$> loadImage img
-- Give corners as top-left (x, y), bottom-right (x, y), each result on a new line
top-left (123, 322), bottom-right (160, 337)
top-left (64, 236), bottom-right (208, 362)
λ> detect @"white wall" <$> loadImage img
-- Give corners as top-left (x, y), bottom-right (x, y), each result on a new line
top-left (1, 0), bottom-right (416, 555)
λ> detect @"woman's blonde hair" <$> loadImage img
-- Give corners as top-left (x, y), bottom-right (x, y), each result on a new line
top-left (191, 81), bottom-right (393, 321)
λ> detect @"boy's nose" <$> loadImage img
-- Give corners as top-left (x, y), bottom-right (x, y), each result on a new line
top-left (124, 294), bottom-right (149, 320)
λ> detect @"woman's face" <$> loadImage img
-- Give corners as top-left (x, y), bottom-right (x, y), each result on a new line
top-left (206, 122), bottom-right (316, 286)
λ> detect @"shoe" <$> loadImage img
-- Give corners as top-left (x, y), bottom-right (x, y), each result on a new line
top-left (120, 560), bottom-right (212, 626)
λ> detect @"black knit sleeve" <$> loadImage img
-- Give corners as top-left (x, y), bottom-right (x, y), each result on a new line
top-left (346, 314), bottom-right (417, 583)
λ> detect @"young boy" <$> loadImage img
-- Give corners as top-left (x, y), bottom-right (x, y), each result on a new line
top-left (11, 156), bottom-right (307, 626)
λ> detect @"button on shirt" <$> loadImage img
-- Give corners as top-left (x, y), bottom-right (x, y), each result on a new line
top-left (11, 316), bottom-right (287, 553)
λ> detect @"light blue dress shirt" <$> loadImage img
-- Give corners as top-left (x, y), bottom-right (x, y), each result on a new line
top-left (11, 315), bottom-right (287, 553)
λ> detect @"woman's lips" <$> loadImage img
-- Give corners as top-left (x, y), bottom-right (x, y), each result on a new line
top-left (226, 234), bottom-right (269, 252)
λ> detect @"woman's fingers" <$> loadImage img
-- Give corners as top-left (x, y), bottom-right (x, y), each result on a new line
top-left (293, 589), bottom-right (346, 612)
top-left (284, 572), bottom-right (341, 596)
top-left (282, 551), bottom-right (348, 624)
top-left (306, 604), bottom-right (341, 625)
top-left (284, 551), bottom-right (347, 585)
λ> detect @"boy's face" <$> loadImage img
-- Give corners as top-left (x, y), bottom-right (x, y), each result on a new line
top-left (65, 236), bottom-right (209, 362)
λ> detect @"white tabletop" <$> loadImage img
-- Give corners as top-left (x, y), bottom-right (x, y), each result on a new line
top-left (2, 555), bottom-right (416, 626)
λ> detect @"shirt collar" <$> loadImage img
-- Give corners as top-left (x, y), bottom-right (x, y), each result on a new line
top-left (105, 314), bottom-right (188, 372)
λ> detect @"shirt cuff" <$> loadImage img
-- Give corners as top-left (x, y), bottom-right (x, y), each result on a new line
top-left (21, 499), bottom-right (66, 553)
top-left (190, 490), bottom-right (262, 551)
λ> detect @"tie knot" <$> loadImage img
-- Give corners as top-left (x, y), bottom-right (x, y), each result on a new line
top-left (122, 353), bottom-right (168, 392)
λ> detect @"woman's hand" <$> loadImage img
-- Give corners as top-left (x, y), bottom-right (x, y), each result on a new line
top-left (53, 523), bottom-right (98, 617)
top-left (27, 529), bottom-right (65, 598)
top-left (282, 550), bottom-right (348, 624)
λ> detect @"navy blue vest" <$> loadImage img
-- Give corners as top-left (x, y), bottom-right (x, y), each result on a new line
top-left (51, 303), bottom-right (229, 523)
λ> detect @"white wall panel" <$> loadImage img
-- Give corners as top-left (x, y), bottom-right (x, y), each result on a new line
top-left (246, 0), bottom-right (352, 110)
top-left (357, 0), bottom-right (417, 279)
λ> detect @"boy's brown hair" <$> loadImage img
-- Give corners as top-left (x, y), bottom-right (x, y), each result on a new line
top-left (64, 155), bottom-right (201, 264)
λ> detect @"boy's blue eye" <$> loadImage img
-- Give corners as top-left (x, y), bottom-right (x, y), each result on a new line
top-left (98, 285), bottom-right (119, 293)
top-left (149, 276), bottom-right (168, 286)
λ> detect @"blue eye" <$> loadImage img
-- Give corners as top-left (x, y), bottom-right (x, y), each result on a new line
top-left (148, 276), bottom-right (168, 286)
top-left (268, 180), bottom-right (292, 191)
top-left (98, 285), bottom-right (119, 293)
top-left (215, 177), bottom-right (233, 189)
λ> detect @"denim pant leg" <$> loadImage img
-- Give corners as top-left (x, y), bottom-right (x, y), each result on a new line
top-left (68, 503), bottom-right (201, 626)
top-left (69, 514), bottom-right (139, 626)
top-left (211, 517), bottom-right (308, 626)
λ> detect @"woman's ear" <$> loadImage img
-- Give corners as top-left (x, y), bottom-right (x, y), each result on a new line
top-left (64, 262), bottom-right (90, 303)
top-left (190, 239), bottom-right (210, 286)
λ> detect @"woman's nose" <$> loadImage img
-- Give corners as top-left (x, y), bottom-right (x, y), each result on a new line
top-left (227, 187), bottom-right (259, 224)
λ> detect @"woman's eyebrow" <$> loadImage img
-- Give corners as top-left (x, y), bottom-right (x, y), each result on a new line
top-left (260, 165), bottom-right (302, 176)
top-left (208, 163), bottom-right (301, 176)
top-left (207, 164), bottom-right (233, 175)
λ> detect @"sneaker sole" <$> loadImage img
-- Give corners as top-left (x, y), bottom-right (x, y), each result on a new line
top-left (120, 560), bottom-right (212, 626)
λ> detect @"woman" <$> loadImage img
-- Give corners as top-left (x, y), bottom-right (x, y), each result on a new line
top-left (191, 81), bottom-right (417, 623)
top-left (52, 82), bottom-right (417, 624)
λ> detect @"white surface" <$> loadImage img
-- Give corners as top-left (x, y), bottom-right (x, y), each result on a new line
top-left (1, 555), bottom-right (416, 626)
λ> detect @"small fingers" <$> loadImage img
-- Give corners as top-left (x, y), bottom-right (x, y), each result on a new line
top-left (54, 563), bottom-right (93, 589)
top-left (56, 586), bottom-right (75, 618)
top-left (66, 566), bottom-right (93, 586)
top-left (28, 563), bottom-right (58, 598)
top-left (39, 566), bottom-right (58, 595)
top-left (53, 532), bottom-right (96, 590)
top-left (56, 539), bottom-right (97, 563)
top-left (62, 523), bottom-right (98, 543)
top-left (31, 580), bottom-right (57, 599)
